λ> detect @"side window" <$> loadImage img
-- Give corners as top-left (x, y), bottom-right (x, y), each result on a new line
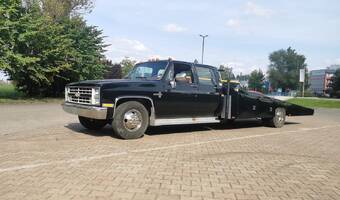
top-left (196, 67), bottom-right (214, 86)
top-left (173, 63), bottom-right (194, 84)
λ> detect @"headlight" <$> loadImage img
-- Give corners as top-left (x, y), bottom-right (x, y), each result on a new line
top-left (92, 87), bottom-right (100, 105)
top-left (65, 87), bottom-right (69, 102)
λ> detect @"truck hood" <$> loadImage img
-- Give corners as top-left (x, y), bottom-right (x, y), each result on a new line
top-left (67, 79), bottom-right (136, 86)
top-left (67, 79), bottom-right (162, 93)
top-left (67, 79), bottom-right (158, 87)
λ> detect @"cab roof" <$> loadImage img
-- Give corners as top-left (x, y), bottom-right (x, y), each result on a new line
top-left (141, 59), bottom-right (217, 70)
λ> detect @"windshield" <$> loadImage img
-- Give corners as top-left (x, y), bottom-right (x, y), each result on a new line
top-left (127, 61), bottom-right (168, 80)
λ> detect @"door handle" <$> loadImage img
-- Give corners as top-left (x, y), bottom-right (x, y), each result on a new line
top-left (191, 84), bottom-right (198, 88)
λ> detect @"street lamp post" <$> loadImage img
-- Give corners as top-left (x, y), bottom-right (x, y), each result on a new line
top-left (199, 34), bottom-right (208, 64)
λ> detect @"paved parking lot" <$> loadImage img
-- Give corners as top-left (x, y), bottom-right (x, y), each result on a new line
top-left (0, 103), bottom-right (340, 200)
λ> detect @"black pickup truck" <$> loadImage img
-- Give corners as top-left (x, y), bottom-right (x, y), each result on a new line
top-left (62, 59), bottom-right (314, 139)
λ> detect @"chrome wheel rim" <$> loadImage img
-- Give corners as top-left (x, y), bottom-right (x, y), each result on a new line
top-left (276, 109), bottom-right (285, 122)
top-left (123, 109), bottom-right (142, 131)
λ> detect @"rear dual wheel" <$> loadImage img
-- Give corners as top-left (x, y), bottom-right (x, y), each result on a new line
top-left (262, 107), bottom-right (286, 128)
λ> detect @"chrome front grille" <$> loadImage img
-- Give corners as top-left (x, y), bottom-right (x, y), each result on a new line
top-left (65, 86), bottom-right (100, 105)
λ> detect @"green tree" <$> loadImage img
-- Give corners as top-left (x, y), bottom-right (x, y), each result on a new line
top-left (0, 1), bottom-right (107, 96)
top-left (23, 0), bottom-right (94, 20)
top-left (219, 65), bottom-right (235, 80)
top-left (0, 0), bottom-right (24, 71)
top-left (328, 69), bottom-right (340, 98)
top-left (236, 74), bottom-right (250, 82)
top-left (268, 47), bottom-right (308, 92)
top-left (121, 57), bottom-right (136, 77)
top-left (103, 60), bottom-right (122, 79)
top-left (248, 69), bottom-right (265, 91)
top-left (49, 17), bottom-right (107, 96)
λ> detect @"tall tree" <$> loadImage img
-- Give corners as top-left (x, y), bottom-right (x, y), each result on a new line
top-left (0, 0), bottom-right (24, 71)
top-left (49, 17), bottom-right (107, 95)
top-left (121, 57), bottom-right (136, 77)
top-left (268, 47), bottom-right (308, 92)
top-left (23, 0), bottom-right (94, 20)
top-left (0, 1), bottom-right (107, 96)
top-left (236, 74), bottom-right (250, 81)
top-left (248, 69), bottom-right (265, 91)
top-left (219, 65), bottom-right (235, 80)
top-left (103, 60), bottom-right (122, 79)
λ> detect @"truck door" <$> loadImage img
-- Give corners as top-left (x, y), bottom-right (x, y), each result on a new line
top-left (158, 62), bottom-right (199, 118)
top-left (195, 66), bottom-right (220, 117)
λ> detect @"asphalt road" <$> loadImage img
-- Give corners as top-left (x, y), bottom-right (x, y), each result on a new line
top-left (0, 103), bottom-right (339, 200)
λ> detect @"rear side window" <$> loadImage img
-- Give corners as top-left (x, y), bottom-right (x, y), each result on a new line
top-left (196, 67), bottom-right (215, 86)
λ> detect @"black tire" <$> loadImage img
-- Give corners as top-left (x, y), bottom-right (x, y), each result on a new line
top-left (262, 107), bottom-right (286, 128)
top-left (112, 101), bottom-right (149, 139)
top-left (78, 116), bottom-right (108, 130)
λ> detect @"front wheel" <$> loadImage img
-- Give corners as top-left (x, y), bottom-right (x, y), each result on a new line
top-left (78, 116), bottom-right (108, 130)
top-left (262, 107), bottom-right (286, 128)
top-left (112, 101), bottom-right (149, 139)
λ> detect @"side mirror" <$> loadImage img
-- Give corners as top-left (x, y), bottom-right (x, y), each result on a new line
top-left (170, 80), bottom-right (176, 89)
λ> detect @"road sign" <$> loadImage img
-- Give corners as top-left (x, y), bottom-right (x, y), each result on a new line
top-left (299, 69), bottom-right (305, 83)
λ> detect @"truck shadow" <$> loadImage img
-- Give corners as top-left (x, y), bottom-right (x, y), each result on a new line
top-left (65, 123), bottom-right (114, 137)
top-left (146, 120), bottom-right (299, 136)
top-left (65, 120), bottom-right (299, 138)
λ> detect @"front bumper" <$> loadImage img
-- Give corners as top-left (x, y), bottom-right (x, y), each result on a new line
top-left (62, 102), bottom-right (108, 120)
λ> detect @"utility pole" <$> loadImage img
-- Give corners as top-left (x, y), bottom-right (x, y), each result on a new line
top-left (299, 68), bottom-right (305, 97)
top-left (199, 34), bottom-right (208, 64)
top-left (302, 80), bottom-right (305, 97)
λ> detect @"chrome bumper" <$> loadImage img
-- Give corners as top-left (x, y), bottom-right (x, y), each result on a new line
top-left (62, 102), bottom-right (108, 120)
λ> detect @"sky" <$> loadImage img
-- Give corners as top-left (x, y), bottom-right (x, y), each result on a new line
top-left (84, 0), bottom-right (340, 75)
top-left (1, 0), bottom-right (339, 80)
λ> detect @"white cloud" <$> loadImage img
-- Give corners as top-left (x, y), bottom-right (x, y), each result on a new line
top-left (163, 23), bottom-right (187, 33)
top-left (244, 1), bottom-right (273, 17)
top-left (104, 38), bottom-right (174, 63)
top-left (335, 58), bottom-right (340, 64)
top-left (221, 61), bottom-right (246, 74)
top-left (105, 38), bottom-right (150, 62)
top-left (323, 58), bottom-right (340, 67)
top-left (148, 55), bottom-right (176, 60)
top-left (226, 19), bottom-right (240, 28)
top-left (109, 38), bottom-right (148, 52)
top-left (106, 38), bottom-right (148, 55)
top-left (220, 59), bottom-right (268, 75)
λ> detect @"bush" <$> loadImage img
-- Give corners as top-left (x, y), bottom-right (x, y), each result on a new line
top-left (296, 90), bottom-right (315, 97)
top-left (0, 83), bottom-right (25, 99)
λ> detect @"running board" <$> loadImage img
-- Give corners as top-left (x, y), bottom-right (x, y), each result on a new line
top-left (152, 117), bottom-right (220, 126)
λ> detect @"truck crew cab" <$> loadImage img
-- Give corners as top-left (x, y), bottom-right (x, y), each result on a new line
top-left (62, 59), bottom-right (314, 139)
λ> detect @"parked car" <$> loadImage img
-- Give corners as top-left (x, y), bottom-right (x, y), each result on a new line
top-left (62, 59), bottom-right (314, 139)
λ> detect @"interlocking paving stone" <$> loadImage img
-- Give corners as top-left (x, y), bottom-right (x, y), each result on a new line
top-left (0, 105), bottom-right (339, 200)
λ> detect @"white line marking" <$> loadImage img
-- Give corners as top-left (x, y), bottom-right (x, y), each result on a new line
top-left (0, 125), bottom-right (339, 173)
top-left (0, 152), bottom-right (127, 173)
